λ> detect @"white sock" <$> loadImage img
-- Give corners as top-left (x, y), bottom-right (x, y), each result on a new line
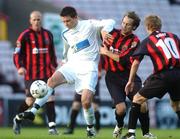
top-left (128, 129), bottom-right (135, 134)
top-left (30, 87), bottom-right (54, 114)
top-left (83, 106), bottom-right (95, 126)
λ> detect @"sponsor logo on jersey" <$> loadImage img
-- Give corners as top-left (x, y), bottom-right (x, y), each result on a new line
top-left (32, 48), bottom-right (48, 54)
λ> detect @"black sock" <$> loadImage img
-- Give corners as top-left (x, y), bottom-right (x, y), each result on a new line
top-left (18, 101), bottom-right (29, 113)
top-left (128, 103), bottom-right (140, 131)
top-left (68, 109), bottom-right (79, 130)
top-left (115, 110), bottom-right (125, 128)
top-left (95, 111), bottom-right (101, 131)
top-left (139, 111), bottom-right (149, 135)
top-left (176, 111), bottom-right (180, 127)
top-left (46, 101), bottom-right (56, 124)
top-left (87, 124), bottom-right (94, 128)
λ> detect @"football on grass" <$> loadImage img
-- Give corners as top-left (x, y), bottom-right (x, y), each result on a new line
top-left (30, 80), bottom-right (48, 98)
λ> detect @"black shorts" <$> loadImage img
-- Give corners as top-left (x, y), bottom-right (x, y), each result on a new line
top-left (25, 79), bottom-right (54, 97)
top-left (139, 68), bottom-right (180, 101)
top-left (74, 81), bottom-right (100, 104)
top-left (105, 71), bottom-right (142, 106)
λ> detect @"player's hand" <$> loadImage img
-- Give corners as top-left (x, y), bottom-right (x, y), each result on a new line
top-left (59, 59), bottom-right (67, 66)
top-left (100, 44), bottom-right (108, 55)
top-left (125, 81), bottom-right (134, 95)
top-left (101, 31), bottom-right (114, 45)
top-left (18, 67), bottom-right (26, 75)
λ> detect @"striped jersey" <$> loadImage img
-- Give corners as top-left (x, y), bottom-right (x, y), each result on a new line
top-left (133, 31), bottom-right (180, 73)
top-left (13, 27), bottom-right (58, 80)
top-left (103, 28), bottom-right (140, 72)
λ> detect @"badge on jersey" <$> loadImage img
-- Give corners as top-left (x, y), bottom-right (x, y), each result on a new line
top-left (131, 42), bottom-right (138, 48)
top-left (74, 39), bottom-right (90, 52)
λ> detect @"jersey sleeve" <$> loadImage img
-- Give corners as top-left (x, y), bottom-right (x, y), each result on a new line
top-left (13, 31), bottom-right (26, 69)
top-left (89, 19), bottom-right (116, 33)
top-left (133, 38), bottom-right (149, 56)
top-left (48, 32), bottom-right (58, 68)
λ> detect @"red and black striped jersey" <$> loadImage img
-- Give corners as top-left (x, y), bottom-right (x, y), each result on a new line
top-left (103, 28), bottom-right (140, 72)
top-left (13, 27), bottom-right (58, 80)
top-left (133, 31), bottom-right (180, 73)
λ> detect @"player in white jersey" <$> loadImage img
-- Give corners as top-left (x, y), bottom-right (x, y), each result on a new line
top-left (14, 6), bottom-right (115, 137)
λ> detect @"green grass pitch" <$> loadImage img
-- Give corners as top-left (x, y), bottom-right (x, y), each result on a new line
top-left (0, 127), bottom-right (179, 139)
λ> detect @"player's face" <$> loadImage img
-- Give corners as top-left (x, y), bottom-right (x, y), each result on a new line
top-left (121, 16), bottom-right (134, 35)
top-left (30, 12), bottom-right (42, 31)
top-left (61, 16), bottom-right (78, 29)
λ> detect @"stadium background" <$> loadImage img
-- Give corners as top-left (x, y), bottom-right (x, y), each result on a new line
top-left (0, 0), bottom-right (180, 129)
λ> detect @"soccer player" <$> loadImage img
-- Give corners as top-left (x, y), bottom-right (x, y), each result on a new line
top-left (122, 15), bottom-right (180, 139)
top-left (15, 6), bottom-right (115, 138)
top-left (100, 11), bottom-right (156, 138)
top-left (13, 11), bottom-right (58, 135)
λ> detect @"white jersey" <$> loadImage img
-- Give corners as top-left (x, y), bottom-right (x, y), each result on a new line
top-left (62, 19), bottom-right (115, 64)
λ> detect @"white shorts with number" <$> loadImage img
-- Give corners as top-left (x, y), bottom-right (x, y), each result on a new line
top-left (57, 60), bottom-right (98, 94)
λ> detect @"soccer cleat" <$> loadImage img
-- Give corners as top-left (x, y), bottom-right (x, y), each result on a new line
top-left (18, 111), bottom-right (35, 121)
top-left (63, 128), bottom-right (74, 134)
top-left (112, 125), bottom-right (122, 138)
top-left (121, 133), bottom-right (136, 139)
top-left (48, 127), bottom-right (59, 135)
top-left (87, 127), bottom-right (96, 138)
top-left (13, 116), bottom-right (21, 135)
top-left (143, 132), bottom-right (157, 139)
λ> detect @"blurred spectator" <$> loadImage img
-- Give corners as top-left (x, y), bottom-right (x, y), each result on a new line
top-left (0, 12), bottom-right (8, 40)
top-left (169, 0), bottom-right (180, 5)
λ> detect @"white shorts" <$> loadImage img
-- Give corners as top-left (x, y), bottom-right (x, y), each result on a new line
top-left (57, 60), bottom-right (98, 93)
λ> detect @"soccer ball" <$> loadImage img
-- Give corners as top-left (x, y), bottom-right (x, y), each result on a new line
top-left (30, 80), bottom-right (48, 98)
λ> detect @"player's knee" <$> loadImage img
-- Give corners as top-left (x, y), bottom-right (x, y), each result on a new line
top-left (140, 102), bottom-right (148, 113)
top-left (72, 101), bottom-right (81, 110)
top-left (47, 77), bottom-right (56, 88)
top-left (115, 103), bottom-right (126, 115)
top-left (133, 93), bottom-right (146, 104)
top-left (171, 101), bottom-right (180, 112)
top-left (25, 97), bottom-right (35, 107)
top-left (82, 100), bottom-right (91, 109)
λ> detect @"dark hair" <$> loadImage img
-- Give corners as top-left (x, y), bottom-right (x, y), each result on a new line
top-left (60, 6), bottom-right (77, 17)
top-left (124, 11), bottom-right (140, 30)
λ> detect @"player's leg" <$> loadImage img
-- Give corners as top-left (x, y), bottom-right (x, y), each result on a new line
top-left (46, 94), bottom-right (58, 135)
top-left (169, 80), bottom-right (180, 127)
top-left (92, 102), bottom-right (100, 132)
top-left (122, 74), bottom-right (166, 139)
top-left (121, 93), bottom-right (146, 139)
top-left (81, 89), bottom-right (96, 137)
top-left (13, 80), bottom-right (35, 135)
top-left (130, 80), bottom-right (156, 138)
top-left (105, 71), bottom-right (125, 138)
top-left (92, 81), bottom-right (101, 133)
top-left (171, 100), bottom-right (180, 127)
top-left (139, 102), bottom-right (157, 139)
top-left (63, 93), bottom-right (81, 134)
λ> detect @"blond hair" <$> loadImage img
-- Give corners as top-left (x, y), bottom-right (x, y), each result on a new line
top-left (144, 15), bottom-right (162, 32)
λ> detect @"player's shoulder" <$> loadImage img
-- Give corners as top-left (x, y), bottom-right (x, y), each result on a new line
top-left (19, 28), bottom-right (30, 36)
top-left (62, 28), bottom-right (69, 36)
top-left (18, 28), bottom-right (31, 40)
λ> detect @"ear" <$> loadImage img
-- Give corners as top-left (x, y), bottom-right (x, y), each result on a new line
top-left (133, 26), bottom-right (137, 30)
